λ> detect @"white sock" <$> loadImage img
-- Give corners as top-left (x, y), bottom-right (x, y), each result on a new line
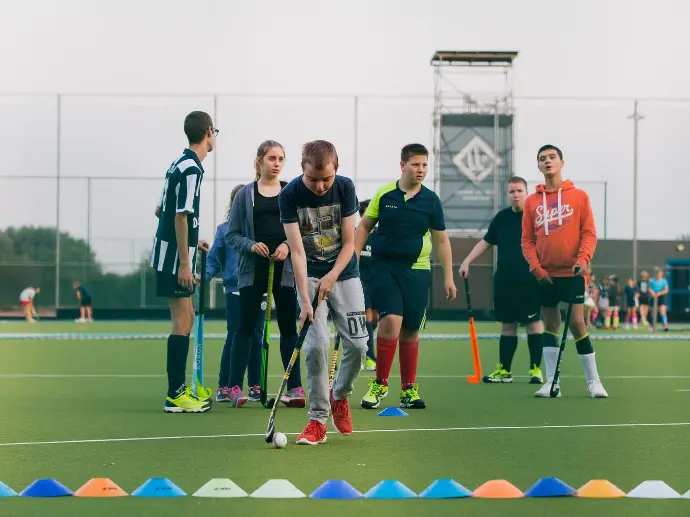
top-left (578, 352), bottom-right (600, 382)
top-left (543, 347), bottom-right (559, 383)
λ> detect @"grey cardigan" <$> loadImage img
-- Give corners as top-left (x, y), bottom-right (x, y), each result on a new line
top-left (225, 181), bottom-right (295, 290)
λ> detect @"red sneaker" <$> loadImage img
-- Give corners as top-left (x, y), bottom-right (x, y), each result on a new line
top-left (330, 391), bottom-right (353, 435)
top-left (295, 420), bottom-right (327, 445)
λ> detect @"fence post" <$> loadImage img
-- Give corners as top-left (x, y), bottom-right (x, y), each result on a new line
top-left (629, 99), bottom-right (643, 280)
top-left (55, 94), bottom-right (62, 310)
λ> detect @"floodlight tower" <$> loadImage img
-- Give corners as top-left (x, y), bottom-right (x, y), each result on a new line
top-left (430, 51), bottom-right (518, 236)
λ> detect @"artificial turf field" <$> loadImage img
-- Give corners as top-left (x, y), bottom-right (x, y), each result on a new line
top-left (1, 319), bottom-right (689, 517)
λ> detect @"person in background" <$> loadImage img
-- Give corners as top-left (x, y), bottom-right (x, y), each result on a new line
top-left (226, 140), bottom-right (305, 408)
top-left (637, 271), bottom-right (651, 328)
top-left (605, 275), bottom-right (620, 330)
top-left (596, 276), bottom-right (610, 328)
top-left (19, 286), bottom-right (40, 323)
top-left (206, 184), bottom-right (266, 403)
top-left (357, 199), bottom-right (377, 371)
top-left (624, 277), bottom-right (639, 330)
top-left (649, 268), bottom-right (670, 332)
top-left (73, 281), bottom-right (94, 323)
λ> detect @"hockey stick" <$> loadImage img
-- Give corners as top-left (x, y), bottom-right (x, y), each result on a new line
top-left (464, 277), bottom-right (482, 384)
top-left (260, 260), bottom-right (276, 408)
top-left (265, 292), bottom-right (320, 444)
top-left (550, 267), bottom-right (582, 398)
top-left (191, 250), bottom-right (209, 399)
top-left (328, 333), bottom-right (341, 390)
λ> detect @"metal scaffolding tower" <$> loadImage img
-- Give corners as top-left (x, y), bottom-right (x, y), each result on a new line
top-left (430, 50), bottom-right (518, 236)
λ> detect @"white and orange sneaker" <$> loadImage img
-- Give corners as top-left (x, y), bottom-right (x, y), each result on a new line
top-left (296, 420), bottom-right (327, 445)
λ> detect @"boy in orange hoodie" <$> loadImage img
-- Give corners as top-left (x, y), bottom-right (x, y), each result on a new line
top-left (521, 145), bottom-right (608, 398)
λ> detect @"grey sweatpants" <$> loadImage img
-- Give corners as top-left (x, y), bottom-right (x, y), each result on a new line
top-left (297, 277), bottom-right (368, 424)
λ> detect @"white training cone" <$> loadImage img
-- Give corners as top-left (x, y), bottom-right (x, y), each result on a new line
top-left (250, 479), bottom-right (306, 498)
top-left (192, 478), bottom-right (248, 498)
top-left (626, 481), bottom-right (681, 499)
top-left (684, 489), bottom-right (690, 499)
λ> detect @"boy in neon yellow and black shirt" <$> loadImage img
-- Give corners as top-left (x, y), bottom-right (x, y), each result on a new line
top-left (354, 144), bottom-right (456, 410)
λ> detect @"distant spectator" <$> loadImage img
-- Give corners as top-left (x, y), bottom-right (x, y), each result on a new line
top-left (73, 281), bottom-right (93, 323)
top-left (649, 269), bottom-right (669, 332)
top-left (624, 277), bottom-right (639, 330)
top-left (637, 271), bottom-right (651, 327)
top-left (19, 286), bottom-right (40, 323)
top-left (605, 275), bottom-right (620, 329)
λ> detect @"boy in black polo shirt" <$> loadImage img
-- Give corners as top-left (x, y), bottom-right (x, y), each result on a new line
top-left (459, 177), bottom-right (544, 384)
top-left (355, 143), bottom-right (456, 410)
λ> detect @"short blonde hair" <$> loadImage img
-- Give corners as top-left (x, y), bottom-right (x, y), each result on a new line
top-left (224, 184), bottom-right (245, 222)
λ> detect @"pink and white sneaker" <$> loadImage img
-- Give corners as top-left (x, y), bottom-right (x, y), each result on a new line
top-left (229, 385), bottom-right (248, 407)
top-left (280, 387), bottom-right (306, 408)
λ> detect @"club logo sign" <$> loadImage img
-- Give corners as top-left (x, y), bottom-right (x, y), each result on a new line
top-left (452, 136), bottom-right (501, 184)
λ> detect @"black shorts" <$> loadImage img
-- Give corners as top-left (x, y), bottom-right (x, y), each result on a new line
top-left (156, 271), bottom-right (194, 298)
top-left (654, 294), bottom-right (667, 306)
top-left (493, 279), bottom-right (542, 324)
top-left (639, 293), bottom-right (650, 305)
top-left (80, 296), bottom-right (92, 307)
top-left (539, 276), bottom-right (586, 307)
top-left (369, 261), bottom-right (430, 331)
top-left (361, 278), bottom-right (374, 310)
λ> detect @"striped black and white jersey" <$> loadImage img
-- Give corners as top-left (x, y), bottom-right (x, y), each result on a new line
top-left (150, 148), bottom-right (205, 275)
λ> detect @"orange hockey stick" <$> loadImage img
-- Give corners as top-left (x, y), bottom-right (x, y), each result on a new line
top-left (464, 276), bottom-right (482, 384)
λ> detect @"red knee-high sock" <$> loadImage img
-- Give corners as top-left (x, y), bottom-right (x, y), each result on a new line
top-left (399, 338), bottom-right (420, 388)
top-left (375, 336), bottom-right (398, 385)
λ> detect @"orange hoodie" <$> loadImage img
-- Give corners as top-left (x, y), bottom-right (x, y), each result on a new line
top-left (521, 179), bottom-right (597, 280)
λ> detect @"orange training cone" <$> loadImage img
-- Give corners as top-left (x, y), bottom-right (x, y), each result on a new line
top-left (74, 478), bottom-right (128, 497)
top-left (473, 479), bottom-right (523, 498)
top-left (576, 480), bottom-right (625, 498)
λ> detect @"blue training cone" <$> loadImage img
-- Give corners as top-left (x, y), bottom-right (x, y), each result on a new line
top-left (377, 407), bottom-right (408, 417)
top-left (310, 480), bottom-right (363, 499)
top-left (419, 478), bottom-right (472, 498)
top-left (20, 478), bottom-right (73, 497)
top-left (365, 480), bottom-right (417, 499)
top-left (132, 478), bottom-right (186, 497)
top-left (525, 477), bottom-right (576, 497)
top-left (0, 481), bottom-right (17, 497)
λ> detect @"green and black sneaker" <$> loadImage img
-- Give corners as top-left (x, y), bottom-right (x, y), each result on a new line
top-left (483, 364), bottom-right (513, 383)
top-left (400, 383), bottom-right (426, 409)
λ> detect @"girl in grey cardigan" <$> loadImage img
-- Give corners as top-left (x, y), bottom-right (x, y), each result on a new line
top-left (224, 140), bottom-right (304, 407)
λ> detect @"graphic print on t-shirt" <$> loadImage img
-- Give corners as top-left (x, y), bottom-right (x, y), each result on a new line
top-left (297, 204), bottom-right (342, 262)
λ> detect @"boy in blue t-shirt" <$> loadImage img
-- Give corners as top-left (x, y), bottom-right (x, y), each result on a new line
top-left (279, 140), bottom-right (368, 446)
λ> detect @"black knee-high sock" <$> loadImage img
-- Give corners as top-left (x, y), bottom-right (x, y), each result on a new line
top-left (498, 335), bottom-right (518, 371)
top-left (527, 333), bottom-right (543, 368)
top-left (167, 334), bottom-right (190, 397)
top-left (366, 321), bottom-right (376, 360)
top-left (575, 334), bottom-right (594, 355)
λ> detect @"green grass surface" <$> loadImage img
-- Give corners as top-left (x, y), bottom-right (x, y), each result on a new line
top-left (1, 320), bottom-right (689, 516)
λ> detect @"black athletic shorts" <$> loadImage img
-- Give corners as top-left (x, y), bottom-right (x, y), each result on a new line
top-left (361, 279), bottom-right (374, 310)
top-left (80, 296), bottom-right (92, 307)
top-left (493, 279), bottom-right (542, 324)
top-left (539, 276), bottom-right (586, 307)
top-left (156, 271), bottom-right (194, 298)
top-left (639, 293), bottom-right (650, 305)
top-left (369, 260), bottom-right (430, 331)
top-left (654, 294), bottom-right (667, 306)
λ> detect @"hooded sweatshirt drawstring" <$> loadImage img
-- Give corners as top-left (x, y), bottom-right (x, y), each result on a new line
top-left (541, 188), bottom-right (563, 236)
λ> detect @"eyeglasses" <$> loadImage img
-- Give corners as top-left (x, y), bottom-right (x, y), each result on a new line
top-left (211, 128), bottom-right (220, 136)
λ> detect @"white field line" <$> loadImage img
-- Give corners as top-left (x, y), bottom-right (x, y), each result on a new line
top-left (0, 422), bottom-right (688, 448)
top-left (1, 373), bottom-right (690, 380)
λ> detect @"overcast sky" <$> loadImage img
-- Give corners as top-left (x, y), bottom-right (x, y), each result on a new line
top-left (1, 0), bottom-right (689, 272)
